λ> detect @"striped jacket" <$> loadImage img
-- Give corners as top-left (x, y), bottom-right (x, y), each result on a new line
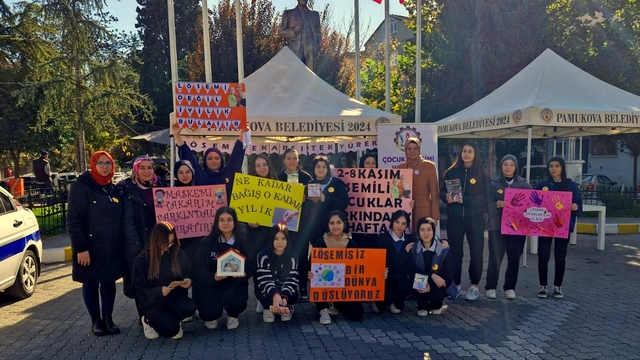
top-left (256, 251), bottom-right (299, 300)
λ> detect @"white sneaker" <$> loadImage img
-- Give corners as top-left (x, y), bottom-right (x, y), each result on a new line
top-left (417, 310), bottom-right (429, 317)
top-left (431, 308), bottom-right (443, 315)
top-left (263, 309), bottom-right (275, 323)
top-left (141, 316), bottom-right (159, 340)
top-left (505, 289), bottom-right (516, 300)
top-left (328, 303), bottom-right (339, 316)
top-left (171, 326), bottom-right (183, 339)
top-left (227, 317), bottom-right (239, 329)
top-left (485, 289), bottom-right (497, 299)
top-left (204, 320), bottom-right (218, 329)
top-left (281, 313), bottom-right (292, 322)
top-left (256, 302), bottom-right (264, 314)
top-left (390, 304), bottom-right (402, 314)
top-left (465, 285), bottom-right (479, 301)
top-left (319, 308), bottom-right (332, 325)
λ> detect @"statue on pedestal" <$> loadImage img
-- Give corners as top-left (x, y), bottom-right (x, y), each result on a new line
top-left (280, 0), bottom-right (321, 71)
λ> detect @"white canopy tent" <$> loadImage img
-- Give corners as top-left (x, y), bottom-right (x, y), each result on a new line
top-left (436, 49), bottom-right (640, 140)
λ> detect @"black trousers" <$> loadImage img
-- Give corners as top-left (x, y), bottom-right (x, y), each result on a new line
top-left (194, 280), bottom-right (248, 320)
top-left (537, 236), bottom-right (569, 287)
top-left (316, 301), bottom-right (364, 321)
top-left (141, 296), bottom-right (196, 338)
top-left (82, 282), bottom-right (116, 319)
top-left (289, 231), bottom-right (309, 292)
top-left (375, 277), bottom-right (412, 312)
top-left (258, 288), bottom-right (299, 310)
top-left (447, 215), bottom-right (485, 285)
top-left (414, 287), bottom-right (447, 311)
top-left (485, 231), bottom-right (526, 291)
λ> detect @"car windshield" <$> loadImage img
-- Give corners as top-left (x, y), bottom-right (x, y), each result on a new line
top-left (582, 175), bottom-right (594, 183)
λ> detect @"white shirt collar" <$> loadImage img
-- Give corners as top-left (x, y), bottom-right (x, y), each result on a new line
top-left (219, 235), bottom-right (235, 245)
top-left (389, 231), bottom-right (405, 242)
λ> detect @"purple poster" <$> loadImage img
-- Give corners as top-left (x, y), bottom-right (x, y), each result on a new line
top-left (501, 189), bottom-right (572, 238)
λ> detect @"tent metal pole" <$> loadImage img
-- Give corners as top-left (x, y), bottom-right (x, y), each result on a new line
top-left (523, 126), bottom-right (532, 267)
top-left (384, 0), bottom-right (390, 113)
top-left (168, 0), bottom-right (179, 187)
top-left (203, 0), bottom-right (212, 82)
top-left (235, 0), bottom-right (245, 81)
top-left (579, 137), bottom-right (583, 160)
top-left (354, 0), bottom-right (361, 100)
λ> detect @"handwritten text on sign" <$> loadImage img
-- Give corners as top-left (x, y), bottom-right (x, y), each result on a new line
top-left (501, 189), bottom-right (572, 238)
top-left (335, 168), bottom-right (413, 234)
top-left (229, 174), bottom-right (305, 231)
top-left (310, 248), bottom-right (386, 302)
top-left (154, 185), bottom-right (227, 238)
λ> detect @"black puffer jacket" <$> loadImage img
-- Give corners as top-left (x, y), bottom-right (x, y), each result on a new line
top-left (440, 165), bottom-right (492, 219)
top-left (67, 172), bottom-right (124, 283)
top-left (117, 178), bottom-right (156, 269)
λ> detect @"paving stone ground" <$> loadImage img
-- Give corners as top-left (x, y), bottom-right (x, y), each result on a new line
top-left (2, 233), bottom-right (640, 360)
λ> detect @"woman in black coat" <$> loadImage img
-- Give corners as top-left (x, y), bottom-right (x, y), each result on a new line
top-left (117, 155), bottom-right (159, 299)
top-left (67, 151), bottom-right (124, 336)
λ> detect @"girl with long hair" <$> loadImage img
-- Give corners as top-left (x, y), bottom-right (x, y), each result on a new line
top-left (193, 207), bottom-right (251, 330)
top-left (68, 151), bottom-right (124, 336)
top-left (130, 221), bottom-right (195, 340)
top-left (256, 224), bottom-right (300, 323)
top-left (439, 142), bottom-right (492, 301)
top-left (278, 148), bottom-right (313, 185)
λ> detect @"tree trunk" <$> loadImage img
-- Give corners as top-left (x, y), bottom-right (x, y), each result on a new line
top-left (10, 149), bottom-right (21, 179)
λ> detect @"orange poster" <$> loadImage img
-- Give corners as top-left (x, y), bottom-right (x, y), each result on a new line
top-left (309, 248), bottom-right (386, 302)
top-left (174, 82), bottom-right (247, 131)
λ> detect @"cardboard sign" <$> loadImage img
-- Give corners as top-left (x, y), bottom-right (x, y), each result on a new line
top-left (335, 168), bottom-right (413, 234)
top-left (309, 248), bottom-right (386, 302)
top-left (229, 174), bottom-right (305, 231)
top-left (501, 188), bottom-right (572, 238)
top-left (174, 82), bottom-right (246, 132)
top-left (154, 185), bottom-right (227, 239)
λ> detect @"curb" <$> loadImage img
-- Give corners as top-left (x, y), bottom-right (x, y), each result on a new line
top-left (576, 223), bottom-right (640, 235)
top-left (42, 246), bottom-right (73, 264)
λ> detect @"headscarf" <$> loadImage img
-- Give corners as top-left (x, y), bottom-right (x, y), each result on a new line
top-left (547, 156), bottom-right (571, 191)
top-left (358, 153), bottom-right (378, 168)
top-left (203, 148), bottom-right (225, 173)
top-left (404, 137), bottom-right (423, 168)
top-left (89, 151), bottom-right (115, 186)
top-left (174, 160), bottom-right (195, 186)
top-left (499, 154), bottom-right (519, 183)
top-left (132, 155), bottom-right (158, 190)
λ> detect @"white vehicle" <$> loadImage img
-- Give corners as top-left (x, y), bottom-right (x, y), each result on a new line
top-left (0, 186), bottom-right (42, 299)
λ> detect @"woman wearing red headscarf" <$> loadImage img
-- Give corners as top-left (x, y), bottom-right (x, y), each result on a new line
top-left (68, 151), bottom-right (124, 336)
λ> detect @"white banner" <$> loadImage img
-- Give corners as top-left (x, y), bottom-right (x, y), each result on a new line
top-left (186, 139), bottom-right (377, 155)
top-left (377, 124), bottom-right (438, 169)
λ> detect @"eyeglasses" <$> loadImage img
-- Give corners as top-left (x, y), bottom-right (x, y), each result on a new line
top-left (96, 161), bottom-right (113, 167)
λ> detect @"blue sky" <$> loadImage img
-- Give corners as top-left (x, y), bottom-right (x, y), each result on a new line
top-left (6, 0), bottom-right (408, 42)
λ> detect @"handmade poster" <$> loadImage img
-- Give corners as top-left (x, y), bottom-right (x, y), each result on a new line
top-left (309, 248), bottom-right (386, 302)
top-left (501, 188), bottom-right (572, 238)
top-left (229, 174), bottom-right (305, 231)
top-left (174, 82), bottom-right (247, 133)
top-left (154, 185), bottom-right (227, 238)
top-left (335, 168), bottom-right (413, 234)
top-left (216, 248), bottom-right (246, 277)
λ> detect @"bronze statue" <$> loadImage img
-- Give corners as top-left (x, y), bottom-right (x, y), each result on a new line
top-left (280, 0), bottom-right (321, 71)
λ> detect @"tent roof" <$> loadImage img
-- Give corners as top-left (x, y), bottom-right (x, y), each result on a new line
top-left (241, 47), bottom-right (400, 137)
top-left (436, 49), bottom-right (640, 139)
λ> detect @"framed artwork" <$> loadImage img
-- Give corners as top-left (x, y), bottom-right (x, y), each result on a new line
top-left (216, 248), bottom-right (246, 277)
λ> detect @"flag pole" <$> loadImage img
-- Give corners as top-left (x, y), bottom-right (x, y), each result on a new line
top-left (235, 0), bottom-right (245, 81)
top-left (355, 0), bottom-right (361, 100)
top-left (202, 0), bottom-right (212, 82)
top-left (167, 0), bottom-right (179, 186)
top-left (384, 0), bottom-right (390, 113)
top-left (414, 0), bottom-right (421, 123)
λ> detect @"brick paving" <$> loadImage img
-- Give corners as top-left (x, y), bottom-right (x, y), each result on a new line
top-left (2, 233), bottom-right (640, 360)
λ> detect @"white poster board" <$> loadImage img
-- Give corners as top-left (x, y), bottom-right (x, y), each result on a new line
top-left (377, 124), bottom-right (438, 169)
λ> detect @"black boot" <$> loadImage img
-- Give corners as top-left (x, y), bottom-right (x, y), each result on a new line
top-left (91, 316), bottom-right (107, 336)
top-left (103, 314), bottom-right (120, 335)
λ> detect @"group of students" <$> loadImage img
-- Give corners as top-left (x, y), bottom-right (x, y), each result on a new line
top-left (66, 130), bottom-right (582, 339)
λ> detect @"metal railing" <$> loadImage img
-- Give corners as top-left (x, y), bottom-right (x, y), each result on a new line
top-left (579, 185), bottom-right (639, 209)
top-left (18, 185), bottom-right (69, 235)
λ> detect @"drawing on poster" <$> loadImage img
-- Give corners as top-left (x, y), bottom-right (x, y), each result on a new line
top-left (311, 263), bottom-right (345, 288)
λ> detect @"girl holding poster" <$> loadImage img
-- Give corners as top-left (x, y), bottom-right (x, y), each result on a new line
top-left (299, 156), bottom-right (349, 301)
top-left (170, 122), bottom-right (246, 197)
top-left (375, 210), bottom-right (412, 314)
top-left (130, 221), bottom-right (196, 340)
top-left (193, 207), bottom-right (251, 330)
top-left (256, 224), bottom-right (300, 323)
top-left (407, 217), bottom-right (454, 316)
top-left (439, 142), bottom-right (492, 301)
top-left (246, 154), bottom-right (280, 314)
top-left (485, 155), bottom-right (532, 300)
top-left (309, 211), bottom-right (363, 325)
top-left (118, 155), bottom-right (159, 300)
top-left (535, 157), bottom-right (582, 299)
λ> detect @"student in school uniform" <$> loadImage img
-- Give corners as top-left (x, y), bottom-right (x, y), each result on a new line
top-left (130, 221), bottom-right (195, 339)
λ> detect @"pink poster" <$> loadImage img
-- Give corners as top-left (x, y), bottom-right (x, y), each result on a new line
top-left (335, 168), bottom-right (413, 234)
top-left (501, 189), bottom-right (572, 238)
top-left (154, 185), bottom-right (227, 239)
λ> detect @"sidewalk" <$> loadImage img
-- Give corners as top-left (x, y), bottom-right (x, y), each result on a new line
top-left (41, 215), bottom-right (640, 264)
